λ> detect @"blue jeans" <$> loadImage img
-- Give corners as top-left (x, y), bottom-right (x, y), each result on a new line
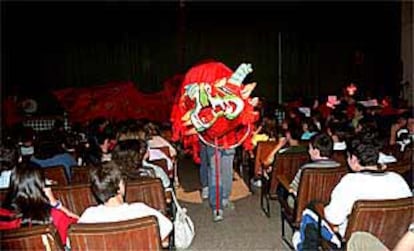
top-left (199, 141), bottom-right (209, 188)
top-left (205, 145), bottom-right (235, 210)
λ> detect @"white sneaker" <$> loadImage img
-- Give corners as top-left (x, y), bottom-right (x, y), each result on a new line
top-left (213, 209), bottom-right (224, 222)
top-left (251, 179), bottom-right (262, 188)
top-left (201, 187), bottom-right (209, 199)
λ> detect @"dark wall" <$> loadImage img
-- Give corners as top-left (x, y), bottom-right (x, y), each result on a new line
top-left (2, 1), bottom-right (401, 102)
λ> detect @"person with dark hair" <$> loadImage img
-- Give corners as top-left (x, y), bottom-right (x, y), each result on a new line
top-left (4, 162), bottom-right (78, 244)
top-left (111, 139), bottom-right (170, 188)
top-left (351, 103), bottom-right (366, 129)
top-left (289, 133), bottom-right (340, 196)
top-left (18, 127), bottom-right (35, 163)
top-left (326, 121), bottom-right (347, 151)
top-left (263, 123), bottom-right (307, 167)
top-left (389, 111), bottom-right (414, 152)
top-left (84, 130), bottom-right (117, 165)
top-left (78, 161), bottom-right (172, 241)
top-left (300, 118), bottom-right (319, 141)
top-left (324, 133), bottom-right (412, 238)
top-left (0, 145), bottom-right (18, 188)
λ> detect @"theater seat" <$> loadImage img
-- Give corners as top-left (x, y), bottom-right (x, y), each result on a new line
top-left (277, 166), bottom-right (347, 248)
top-left (1, 224), bottom-right (64, 251)
top-left (68, 216), bottom-right (161, 251)
top-left (43, 165), bottom-right (69, 186)
top-left (344, 196), bottom-right (414, 249)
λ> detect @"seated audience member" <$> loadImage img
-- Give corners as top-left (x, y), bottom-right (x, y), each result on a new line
top-left (0, 145), bottom-right (18, 189)
top-left (112, 140), bottom-right (170, 188)
top-left (250, 117), bottom-right (278, 187)
top-left (144, 122), bottom-right (176, 171)
top-left (351, 103), bottom-right (366, 130)
top-left (84, 131), bottom-right (117, 165)
top-left (263, 124), bottom-right (307, 167)
top-left (18, 127), bottom-right (35, 163)
top-left (324, 133), bottom-right (412, 238)
top-left (251, 117), bottom-right (277, 147)
top-left (357, 120), bottom-right (397, 165)
top-left (300, 118), bottom-right (319, 141)
top-left (326, 121), bottom-right (347, 151)
top-left (289, 133), bottom-right (340, 196)
top-left (4, 162), bottom-right (79, 244)
top-left (389, 111), bottom-right (414, 148)
top-left (30, 141), bottom-right (76, 182)
top-left (394, 115), bottom-right (414, 153)
top-left (78, 161), bottom-right (172, 241)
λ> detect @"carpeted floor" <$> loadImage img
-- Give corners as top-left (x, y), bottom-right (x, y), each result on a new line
top-left (177, 155), bottom-right (292, 250)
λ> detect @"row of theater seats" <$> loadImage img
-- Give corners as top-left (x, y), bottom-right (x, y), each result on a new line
top-left (2, 216), bottom-right (162, 251)
top-left (1, 178), bottom-right (168, 250)
top-left (254, 140), bottom-right (414, 249)
top-left (1, 146), bottom-right (175, 250)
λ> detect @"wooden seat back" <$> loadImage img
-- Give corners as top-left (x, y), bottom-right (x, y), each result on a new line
top-left (332, 150), bottom-right (347, 167)
top-left (270, 151), bottom-right (309, 193)
top-left (71, 166), bottom-right (91, 185)
top-left (43, 165), bottom-right (69, 186)
top-left (1, 224), bottom-right (64, 251)
top-left (294, 166), bottom-right (347, 225)
top-left (385, 160), bottom-right (411, 175)
top-left (385, 161), bottom-right (413, 187)
top-left (254, 141), bottom-right (278, 177)
top-left (344, 196), bottom-right (414, 249)
top-left (53, 178), bottom-right (166, 216)
top-left (53, 183), bottom-right (97, 216)
top-left (68, 216), bottom-right (161, 251)
top-left (125, 178), bottom-right (167, 215)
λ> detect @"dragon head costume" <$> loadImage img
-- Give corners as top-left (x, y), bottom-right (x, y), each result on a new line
top-left (171, 61), bottom-right (259, 163)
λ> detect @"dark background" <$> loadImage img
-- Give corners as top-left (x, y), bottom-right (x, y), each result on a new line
top-left (1, 1), bottom-right (401, 102)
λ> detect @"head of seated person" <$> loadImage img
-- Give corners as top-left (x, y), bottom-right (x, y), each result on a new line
top-left (0, 145), bottom-right (18, 189)
top-left (144, 122), bottom-right (161, 138)
top-left (347, 132), bottom-right (382, 172)
top-left (301, 118), bottom-right (319, 140)
top-left (262, 117), bottom-right (277, 139)
top-left (308, 133), bottom-right (334, 161)
top-left (62, 134), bottom-right (77, 154)
top-left (90, 161), bottom-right (126, 206)
top-left (284, 124), bottom-right (302, 147)
top-left (1, 145), bottom-right (18, 171)
top-left (5, 162), bottom-right (52, 225)
top-left (91, 131), bottom-right (117, 163)
top-left (112, 139), bottom-right (147, 171)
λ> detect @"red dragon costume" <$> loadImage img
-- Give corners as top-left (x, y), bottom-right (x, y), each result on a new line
top-left (171, 61), bottom-right (260, 163)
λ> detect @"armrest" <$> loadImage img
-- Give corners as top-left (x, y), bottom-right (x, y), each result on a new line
top-left (276, 174), bottom-right (291, 190)
top-left (313, 202), bottom-right (341, 235)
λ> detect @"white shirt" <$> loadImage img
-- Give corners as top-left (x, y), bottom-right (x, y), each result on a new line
top-left (79, 202), bottom-right (173, 239)
top-left (324, 171), bottom-right (412, 237)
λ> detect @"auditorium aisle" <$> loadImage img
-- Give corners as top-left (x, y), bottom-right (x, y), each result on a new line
top-left (177, 156), bottom-right (290, 250)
